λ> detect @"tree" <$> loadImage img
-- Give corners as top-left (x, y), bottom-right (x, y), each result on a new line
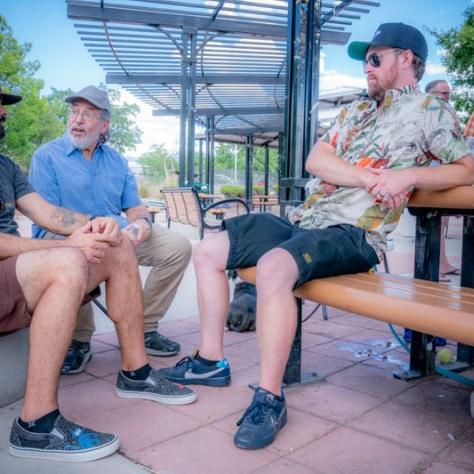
top-left (106, 87), bottom-right (142, 154)
top-left (0, 15), bottom-right (64, 170)
top-left (0, 16), bottom-right (142, 169)
top-left (139, 143), bottom-right (178, 180)
top-left (430, 7), bottom-right (474, 119)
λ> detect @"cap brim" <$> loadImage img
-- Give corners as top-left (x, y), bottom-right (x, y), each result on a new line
top-left (0, 92), bottom-right (22, 105)
top-left (65, 94), bottom-right (105, 111)
top-left (348, 41), bottom-right (371, 61)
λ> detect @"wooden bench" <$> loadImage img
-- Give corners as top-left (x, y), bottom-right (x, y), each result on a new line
top-left (238, 186), bottom-right (474, 386)
top-left (161, 187), bottom-right (249, 239)
top-left (252, 194), bottom-right (278, 212)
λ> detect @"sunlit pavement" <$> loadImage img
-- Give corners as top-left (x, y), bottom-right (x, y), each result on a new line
top-left (1, 212), bottom-right (472, 473)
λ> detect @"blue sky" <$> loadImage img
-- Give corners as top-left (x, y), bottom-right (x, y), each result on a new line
top-left (1, 0), bottom-right (471, 153)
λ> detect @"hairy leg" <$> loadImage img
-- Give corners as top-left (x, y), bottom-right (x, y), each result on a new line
top-left (87, 237), bottom-right (148, 371)
top-left (16, 248), bottom-right (88, 421)
top-left (254, 248), bottom-right (299, 395)
top-left (192, 232), bottom-right (231, 360)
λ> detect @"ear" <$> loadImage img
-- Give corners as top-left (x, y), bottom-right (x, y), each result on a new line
top-left (400, 49), bottom-right (414, 71)
top-left (100, 119), bottom-right (110, 135)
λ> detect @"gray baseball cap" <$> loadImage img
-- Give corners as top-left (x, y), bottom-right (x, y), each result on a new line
top-left (65, 85), bottom-right (112, 114)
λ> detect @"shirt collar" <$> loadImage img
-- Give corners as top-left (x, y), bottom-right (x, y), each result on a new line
top-left (380, 85), bottom-right (420, 110)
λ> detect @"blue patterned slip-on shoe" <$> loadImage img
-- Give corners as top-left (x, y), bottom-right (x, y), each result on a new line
top-left (158, 352), bottom-right (231, 387)
top-left (144, 331), bottom-right (181, 357)
top-left (61, 340), bottom-right (91, 375)
top-left (116, 368), bottom-right (197, 405)
top-left (234, 387), bottom-right (287, 450)
top-left (9, 415), bottom-right (119, 462)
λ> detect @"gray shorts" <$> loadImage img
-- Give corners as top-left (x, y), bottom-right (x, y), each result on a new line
top-left (0, 256), bottom-right (31, 334)
top-left (223, 213), bottom-right (379, 288)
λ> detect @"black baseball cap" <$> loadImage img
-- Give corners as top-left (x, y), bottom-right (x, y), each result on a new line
top-left (348, 23), bottom-right (428, 62)
top-left (0, 87), bottom-right (22, 105)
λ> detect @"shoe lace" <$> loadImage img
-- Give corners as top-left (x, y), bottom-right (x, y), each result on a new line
top-left (174, 356), bottom-right (194, 368)
top-left (236, 401), bottom-right (272, 427)
top-left (65, 341), bottom-right (82, 358)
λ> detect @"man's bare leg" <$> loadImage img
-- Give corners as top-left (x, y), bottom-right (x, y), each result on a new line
top-left (15, 248), bottom-right (89, 421)
top-left (192, 232), bottom-right (231, 360)
top-left (86, 237), bottom-right (147, 371)
top-left (254, 248), bottom-right (299, 395)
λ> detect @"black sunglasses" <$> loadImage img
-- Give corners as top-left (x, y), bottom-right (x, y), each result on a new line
top-left (364, 50), bottom-right (398, 68)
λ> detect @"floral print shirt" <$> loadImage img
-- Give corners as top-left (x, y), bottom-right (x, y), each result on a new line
top-left (289, 85), bottom-right (470, 257)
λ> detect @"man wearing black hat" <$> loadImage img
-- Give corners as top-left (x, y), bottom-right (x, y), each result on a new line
top-left (0, 88), bottom-right (196, 462)
top-left (29, 85), bottom-right (191, 375)
top-left (159, 23), bottom-right (474, 450)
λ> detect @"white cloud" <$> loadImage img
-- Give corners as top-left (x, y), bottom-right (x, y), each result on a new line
top-left (117, 89), bottom-right (181, 156)
top-left (425, 62), bottom-right (447, 75)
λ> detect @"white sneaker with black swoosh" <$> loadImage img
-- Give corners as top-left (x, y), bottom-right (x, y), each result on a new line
top-left (158, 352), bottom-right (231, 387)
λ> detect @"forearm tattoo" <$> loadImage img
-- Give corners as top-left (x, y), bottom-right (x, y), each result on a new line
top-left (50, 208), bottom-right (83, 229)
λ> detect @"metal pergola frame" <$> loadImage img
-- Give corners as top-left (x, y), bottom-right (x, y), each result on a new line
top-left (67, 0), bottom-right (379, 195)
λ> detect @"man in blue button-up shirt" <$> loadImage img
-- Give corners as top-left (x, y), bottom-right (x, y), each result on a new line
top-left (29, 86), bottom-right (191, 374)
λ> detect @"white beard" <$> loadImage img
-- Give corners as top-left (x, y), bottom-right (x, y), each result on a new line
top-left (67, 130), bottom-right (100, 150)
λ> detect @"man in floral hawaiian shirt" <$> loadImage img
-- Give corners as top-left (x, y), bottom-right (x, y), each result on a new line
top-left (160, 23), bottom-right (474, 450)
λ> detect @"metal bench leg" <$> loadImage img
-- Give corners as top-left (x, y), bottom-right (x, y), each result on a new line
top-left (283, 297), bottom-right (324, 387)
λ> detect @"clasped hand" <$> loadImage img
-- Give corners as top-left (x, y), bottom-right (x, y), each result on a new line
top-left (67, 217), bottom-right (122, 264)
top-left (365, 168), bottom-right (414, 209)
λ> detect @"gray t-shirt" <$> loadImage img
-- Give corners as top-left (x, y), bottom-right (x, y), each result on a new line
top-left (0, 155), bottom-right (34, 235)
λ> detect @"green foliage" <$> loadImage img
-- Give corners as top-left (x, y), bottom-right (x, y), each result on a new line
top-left (0, 15), bottom-right (64, 170)
top-left (139, 143), bottom-right (178, 180)
top-left (105, 87), bottom-right (142, 154)
top-left (220, 185), bottom-right (245, 198)
top-left (253, 185), bottom-right (265, 195)
top-left (0, 16), bottom-right (143, 169)
top-left (214, 142), bottom-right (279, 173)
top-left (430, 7), bottom-right (474, 118)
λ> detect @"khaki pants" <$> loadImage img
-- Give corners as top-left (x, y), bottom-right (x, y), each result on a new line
top-left (44, 225), bottom-right (192, 342)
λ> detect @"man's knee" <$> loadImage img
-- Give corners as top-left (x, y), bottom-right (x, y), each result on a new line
top-left (17, 248), bottom-right (89, 308)
top-left (193, 233), bottom-right (228, 270)
top-left (46, 248), bottom-right (89, 288)
top-left (256, 249), bottom-right (298, 296)
top-left (106, 236), bottom-right (138, 268)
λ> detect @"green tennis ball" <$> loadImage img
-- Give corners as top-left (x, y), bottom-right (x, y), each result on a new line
top-left (437, 348), bottom-right (454, 364)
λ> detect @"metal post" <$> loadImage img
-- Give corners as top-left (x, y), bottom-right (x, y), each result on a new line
top-left (264, 144), bottom-right (269, 196)
top-left (198, 138), bottom-right (203, 183)
top-left (179, 32), bottom-right (189, 186)
top-left (308, 0), bottom-right (322, 151)
top-left (245, 135), bottom-right (254, 204)
top-left (186, 31), bottom-right (197, 186)
top-left (205, 117), bottom-right (211, 187)
top-left (209, 116), bottom-right (215, 194)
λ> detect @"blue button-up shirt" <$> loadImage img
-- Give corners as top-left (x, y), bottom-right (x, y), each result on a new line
top-left (29, 133), bottom-right (142, 237)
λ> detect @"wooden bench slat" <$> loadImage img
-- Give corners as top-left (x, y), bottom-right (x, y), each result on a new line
top-left (238, 268), bottom-right (474, 347)
top-left (409, 186), bottom-right (474, 209)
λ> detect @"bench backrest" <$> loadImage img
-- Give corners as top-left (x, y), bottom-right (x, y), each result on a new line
top-left (162, 187), bottom-right (202, 228)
